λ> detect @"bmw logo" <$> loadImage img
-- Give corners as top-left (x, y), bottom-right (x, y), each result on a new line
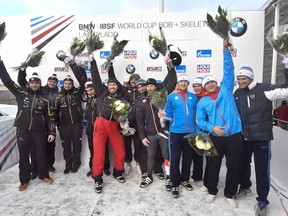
top-left (149, 50), bottom-right (159, 59)
top-left (230, 17), bottom-right (247, 37)
top-left (126, 64), bottom-right (136, 74)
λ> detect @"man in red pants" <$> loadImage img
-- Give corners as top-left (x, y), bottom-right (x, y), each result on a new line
top-left (89, 54), bottom-right (126, 193)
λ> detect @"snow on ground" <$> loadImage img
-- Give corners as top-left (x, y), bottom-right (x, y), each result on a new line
top-left (0, 160), bottom-right (287, 216)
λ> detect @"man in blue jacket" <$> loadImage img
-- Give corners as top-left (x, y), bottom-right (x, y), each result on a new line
top-left (164, 73), bottom-right (198, 198)
top-left (196, 38), bottom-right (243, 208)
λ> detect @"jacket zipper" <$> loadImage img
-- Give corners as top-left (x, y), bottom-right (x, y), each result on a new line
top-left (28, 93), bottom-right (36, 130)
top-left (67, 93), bottom-right (74, 124)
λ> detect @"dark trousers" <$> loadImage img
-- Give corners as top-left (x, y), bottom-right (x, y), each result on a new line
top-left (47, 139), bottom-right (56, 167)
top-left (191, 149), bottom-right (204, 181)
top-left (207, 133), bottom-right (243, 198)
top-left (124, 132), bottom-right (142, 164)
top-left (169, 132), bottom-right (193, 187)
top-left (239, 140), bottom-right (271, 205)
top-left (17, 128), bottom-right (49, 183)
top-left (59, 122), bottom-right (83, 169)
top-left (86, 124), bottom-right (110, 170)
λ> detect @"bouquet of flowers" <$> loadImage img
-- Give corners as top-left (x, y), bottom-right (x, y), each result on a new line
top-left (12, 49), bottom-right (45, 71)
top-left (70, 36), bottom-right (86, 56)
top-left (108, 99), bottom-right (131, 123)
top-left (184, 131), bottom-right (218, 157)
top-left (85, 30), bottom-right (104, 53)
top-left (266, 24), bottom-right (288, 57)
top-left (56, 50), bottom-right (68, 62)
top-left (148, 88), bottom-right (168, 127)
top-left (108, 99), bottom-right (133, 136)
top-left (148, 26), bottom-right (174, 70)
top-left (206, 6), bottom-right (233, 50)
top-left (0, 21), bottom-right (7, 44)
top-left (101, 33), bottom-right (128, 69)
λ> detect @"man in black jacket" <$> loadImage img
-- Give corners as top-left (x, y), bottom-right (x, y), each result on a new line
top-left (83, 78), bottom-right (111, 177)
top-left (18, 68), bottom-right (60, 174)
top-left (0, 59), bottom-right (55, 191)
top-left (90, 55), bottom-right (127, 193)
top-left (234, 62), bottom-right (288, 215)
top-left (55, 57), bottom-right (87, 174)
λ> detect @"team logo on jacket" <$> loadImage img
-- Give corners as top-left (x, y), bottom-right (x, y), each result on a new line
top-left (230, 17), bottom-right (247, 37)
top-left (249, 94), bottom-right (256, 99)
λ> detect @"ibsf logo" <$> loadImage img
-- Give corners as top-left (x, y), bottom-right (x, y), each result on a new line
top-left (196, 49), bottom-right (212, 58)
top-left (147, 67), bottom-right (162, 72)
top-left (101, 66), bottom-right (108, 74)
top-left (197, 64), bottom-right (210, 73)
top-left (124, 50), bottom-right (137, 59)
top-left (181, 51), bottom-right (187, 57)
top-left (100, 51), bottom-right (111, 59)
top-left (175, 65), bottom-right (186, 73)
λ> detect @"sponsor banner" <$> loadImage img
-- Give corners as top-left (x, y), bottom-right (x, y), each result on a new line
top-left (54, 67), bottom-right (68, 72)
top-left (196, 49), bottom-right (212, 58)
top-left (100, 51), bottom-right (111, 59)
top-left (124, 50), bottom-right (137, 59)
top-left (101, 66), bottom-right (108, 74)
top-left (175, 65), bottom-right (186, 73)
top-left (197, 64), bottom-right (210, 73)
top-left (146, 66), bottom-right (162, 72)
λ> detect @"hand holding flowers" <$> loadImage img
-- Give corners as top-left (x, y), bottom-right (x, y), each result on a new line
top-left (12, 49), bottom-right (45, 71)
top-left (206, 6), bottom-right (234, 51)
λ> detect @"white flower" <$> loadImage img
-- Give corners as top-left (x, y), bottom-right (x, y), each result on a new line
top-left (195, 136), bottom-right (212, 150)
top-left (115, 106), bottom-right (123, 112)
top-left (114, 100), bottom-right (121, 106)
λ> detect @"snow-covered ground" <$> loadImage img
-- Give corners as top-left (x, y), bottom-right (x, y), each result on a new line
top-left (0, 158), bottom-right (287, 216)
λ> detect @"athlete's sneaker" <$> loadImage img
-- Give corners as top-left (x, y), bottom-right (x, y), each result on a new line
top-left (200, 185), bottom-right (208, 192)
top-left (42, 177), bottom-right (54, 184)
top-left (94, 181), bottom-right (102, 193)
top-left (64, 167), bottom-right (71, 174)
top-left (142, 172), bottom-right (148, 181)
top-left (155, 172), bottom-right (165, 180)
top-left (114, 175), bottom-right (125, 183)
top-left (255, 201), bottom-right (268, 216)
top-left (206, 194), bottom-right (216, 203)
top-left (225, 197), bottom-right (238, 208)
top-left (140, 176), bottom-right (153, 188)
top-left (235, 188), bottom-right (252, 200)
top-left (18, 183), bottom-right (29, 191)
top-left (103, 169), bottom-right (111, 176)
top-left (165, 176), bottom-right (172, 191)
top-left (181, 181), bottom-right (193, 191)
top-left (171, 187), bottom-right (179, 198)
top-left (49, 166), bottom-right (56, 173)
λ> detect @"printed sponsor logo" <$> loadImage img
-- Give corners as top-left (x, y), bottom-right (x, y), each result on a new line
top-left (146, 67), bottom-right (162, 72)
top-left (175, 65), bottom-right (186, 73)
top-left (124, 50), bottom-right (137, 59)
top-left (149, 50), bottom-right (159, 59)
top-left (101, 66), bottom-right (108, 74)
top-left (126, 64), bottom-right (136, 74)
top-left (100, 51), bottom-right (111, 59)
top-left (197, 64), bottom-right (210, 73)
top-left (230, 17), bottom-right (247, 37)
top-left (54, 67), bottom-right (68, 72)
top-left (196, 49), bottom-right (212, 58)
top-left (181, 51), bottom-right (187, 57)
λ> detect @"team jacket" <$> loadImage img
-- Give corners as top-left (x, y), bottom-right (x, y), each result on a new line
top-left (136, 66), bottom-right (177, 140)
top-left (234, 68), bottom-right (288, 141)
top-left (0, 60), bottom-right (55, 135)
top-left (196, 50), bottom-right (242, 137)
top-left (83, 95), bottom-right (97, 126)
top-left (55, 63), bottom-right (87, 126)
top-left (165, 91), bottom-right (197, 133)
top-left (90, 59), bottom-right (126, 121)
top-left (17, 69), bottom-right (60, 113)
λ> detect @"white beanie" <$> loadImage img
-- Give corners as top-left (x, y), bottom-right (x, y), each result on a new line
top-left (29, 72), bottom-right (41, 83)
top-left (177, 74), bottom-right (190, 84)
top-left (237, 65), bottom-right (254, 80)
top-left (192, 77), bottom-right (203, 86)
top-left (202, 75), bottom-right (217, 88)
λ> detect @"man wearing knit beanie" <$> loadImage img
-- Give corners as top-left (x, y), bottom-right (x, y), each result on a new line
top-left (234, 58), bottom-right (288, 215)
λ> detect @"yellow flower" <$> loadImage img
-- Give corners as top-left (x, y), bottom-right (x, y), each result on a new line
top-left (195, 136), bottom-right (212, 150)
